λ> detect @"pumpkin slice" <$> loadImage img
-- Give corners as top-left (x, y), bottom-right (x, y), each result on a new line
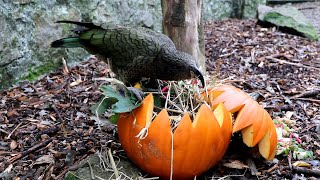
top-left (232, 100), bottom-right (259, 132)
top-left (133, 93), bottom-right (154, 126)
top-left (140, 109), bottom-right (172, 175)
top-left (258, 111), bottom-right (277, 160)
top-left (206, 84), bottom-right (278, 160)
top-left (214, 103), bottom-right (232, 146)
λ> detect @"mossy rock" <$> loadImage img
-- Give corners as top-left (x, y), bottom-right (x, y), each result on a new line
top-left (258, 5), bottom-right (319, 41)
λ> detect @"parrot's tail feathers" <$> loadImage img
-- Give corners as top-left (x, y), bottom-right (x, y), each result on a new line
top-left (56, 20), bottom-right (102, 29)
top-left (51, 37), bottom-right (82, 48)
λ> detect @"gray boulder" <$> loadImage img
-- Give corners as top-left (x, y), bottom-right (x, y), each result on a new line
top-left (257, 5), bottom-right (319, 41)
top-left (203, 0), bottom-right (266, 20)
top-left (0, 0), bottom-right (162, 90)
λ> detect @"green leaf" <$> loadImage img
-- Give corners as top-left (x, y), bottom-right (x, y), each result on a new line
top-left (154, 94), bottom-right (165, 107)
top-left (100, 84), bottom-right (141, 113)
top-left (64, 172), bottom-right (78, 180)
top-left (110, 113), bottom-right (119, 124)
top-left (90, 97), bottom-right (118, 116)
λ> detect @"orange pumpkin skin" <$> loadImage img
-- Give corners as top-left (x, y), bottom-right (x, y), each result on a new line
top-left (117, 94), bottom-right (232, 179)
top-left (207, 85), bottom-right (278, 160)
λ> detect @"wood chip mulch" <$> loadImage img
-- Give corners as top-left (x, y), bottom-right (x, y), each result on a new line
top-left (0, 19), bottom-right (319, 179)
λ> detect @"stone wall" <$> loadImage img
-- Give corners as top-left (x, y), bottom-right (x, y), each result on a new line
top-left (203, 0), bottom-right (267, 20)
top-left (0, 0), bottom-right (162, 89)
top-left (0, 0), bottom-right (265, 90)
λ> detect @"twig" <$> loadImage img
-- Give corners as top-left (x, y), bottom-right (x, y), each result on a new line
top-left (6, 122), bottom-right (23, 139)
top-left (170, 133), bottom-right (174, 180)
top-left (172, 83), bottom-right (185, 112)
top-left (0, 128), bottom-right (9, 134)
top-left (275, 82), bottom-right (293, 105)
top-left (108, 148), bottom-right (119, 178)
top-left (94, 96), bottom-right (108, 129)
top-left (97, 151), bottom-right (109, 172)
top-left (216, 168), bottom-right (248, 180)
top-left (284, 166), bottom-right (320, 177)
top-left (291, 89), bottom-right (320, 99)
top-left (62, 57), bottom-right (70, 75)
top-left (266, 164), bottom-right (278, 173)
top-left (189, 91), bottom-right (195, 120)
top-left (52, 106), bottom-right (64, 122)
top-left (9, 138), bottom-right (53, 163)
top-left (266, 56), bottom-right (320, 71)
top-left (165, 83), bottom-right (172, 109)
top-left (219, 49), bottom-right (237, 58)
top-left (164, 98), bottom-right (183, 113)
top-left (55, 154), bottom-right (88, 179)
top-left (42, 163), bottom-right (54, 180)
top-left (251, 48), bottom-right (256, 63)
top-left (88, 160), bottom-right (95, 180)
top-left (94, 175), bottom-right (105, 180)
top-left (154, 106), bottom-right (183, 114)
top-left (292, 98), bottom-right (320, 104)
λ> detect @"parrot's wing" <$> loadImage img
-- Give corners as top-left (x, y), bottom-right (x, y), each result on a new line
top-left (79, 26), bottom-right (165, 66)
top-left (136, 27), bottom-right (176, 48)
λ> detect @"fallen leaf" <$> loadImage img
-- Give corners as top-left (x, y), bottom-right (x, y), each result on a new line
top-left (7, 110), bottom-right (19, 117)
top-left (33, 154), bottom-right (55, 166)
top-left (223, 160), bottom-right (249, 169)
top-left (293, 161), bottom-right (311, 167)
top-left (23, 87), bottom-right (34, 93)
top-left (10, 140), bottom-right (18, 150)
top-left (70, 77), bottom-right (82, 87)
top-left (38, 109), bottom-right (48, 117)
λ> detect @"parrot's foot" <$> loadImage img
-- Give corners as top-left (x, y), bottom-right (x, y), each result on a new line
top-left (128, 87), bottom-right (145, 102)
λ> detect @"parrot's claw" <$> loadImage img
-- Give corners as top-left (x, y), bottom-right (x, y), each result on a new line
top-left (127, 87), bottom-right (145, 102)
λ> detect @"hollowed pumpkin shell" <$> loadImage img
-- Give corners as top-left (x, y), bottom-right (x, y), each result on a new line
top-left (117, 93), bottom-right (232, 179)
top-left (207, 84), bottom-right (277, 160)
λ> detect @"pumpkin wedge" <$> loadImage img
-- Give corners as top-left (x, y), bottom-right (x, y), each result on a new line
top-left (207, 84), bottom-right (277, 160)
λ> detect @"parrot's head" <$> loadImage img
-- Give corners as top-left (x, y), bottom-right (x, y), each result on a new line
top-left (160, 49), bottom-right (205, 87)
top-left (190, 65), bottom-right (205, 87)
top-left (172, 51), bottom-right (205, 87)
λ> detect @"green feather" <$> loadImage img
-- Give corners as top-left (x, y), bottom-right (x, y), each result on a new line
top-left (51, 37), bottom-right (82, 48)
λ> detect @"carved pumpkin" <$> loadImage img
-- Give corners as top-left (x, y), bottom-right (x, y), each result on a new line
top-left (206, 84), bottom-right (277, 160)
top-left (117, 93), bottom-right (232, 179)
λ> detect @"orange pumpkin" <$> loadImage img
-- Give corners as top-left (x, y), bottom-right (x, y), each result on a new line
top-left (206, 84), bottom-right (277, 160)
top-left (117, 93), bottom-right (232, 179)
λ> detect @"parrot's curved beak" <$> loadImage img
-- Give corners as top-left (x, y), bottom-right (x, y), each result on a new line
top-left (191, 67), bottom-right (205, 87)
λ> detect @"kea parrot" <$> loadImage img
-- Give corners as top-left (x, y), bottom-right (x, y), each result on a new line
top-left (51, 21), bottom-right (204, 87)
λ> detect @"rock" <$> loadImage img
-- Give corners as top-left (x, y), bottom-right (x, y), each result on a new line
top-left (257, 5), bottom-right (319, 41)
top-left (203, 0), bottom-right (266, 20)
top-left (66, 152), bottom-right (143, 179)
top-left (0, 0), bottom-right (162, 90)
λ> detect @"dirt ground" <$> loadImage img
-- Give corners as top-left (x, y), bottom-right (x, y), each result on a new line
top-left (203, 18), bottom-right (319, 179)
top-left (0, 3), bottom-right (320, 180)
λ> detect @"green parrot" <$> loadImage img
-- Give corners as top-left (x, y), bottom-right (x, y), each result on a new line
top-left (51, 21), bottom-right (204, 87)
